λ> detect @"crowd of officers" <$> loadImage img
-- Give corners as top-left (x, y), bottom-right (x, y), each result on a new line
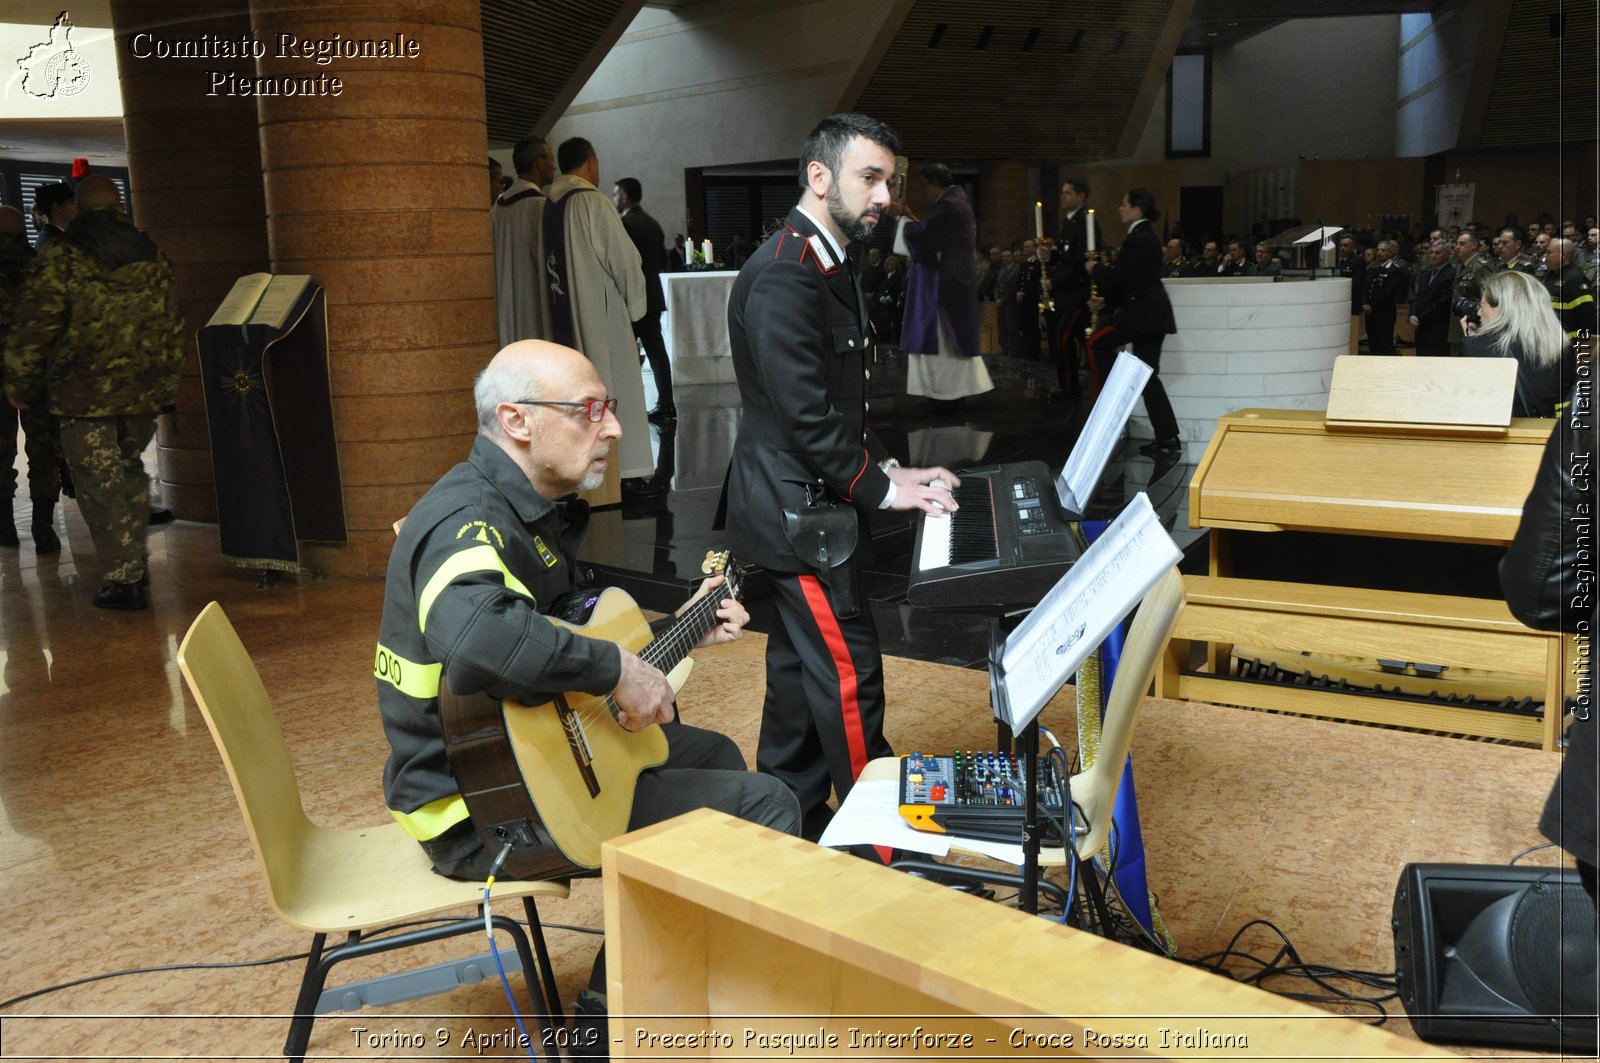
top-left (1333, 218), bottom-right (1596, 356)
top-left (908, 214), bottom-right (1596, 362)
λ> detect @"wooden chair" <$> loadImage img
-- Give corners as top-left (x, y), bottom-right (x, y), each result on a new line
top-left (177, 601), bottom-right (570, 1062)
top-left (1068, 566), bottom-right (1186, 859)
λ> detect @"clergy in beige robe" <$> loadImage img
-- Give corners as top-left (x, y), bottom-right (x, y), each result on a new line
top-left (491, 177), bottom-right (550, 347)
top-left (543, 148), bottom-right (652, 480)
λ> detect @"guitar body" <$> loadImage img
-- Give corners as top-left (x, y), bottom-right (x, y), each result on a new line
top-left (440, 587), bottom-right (677, 878)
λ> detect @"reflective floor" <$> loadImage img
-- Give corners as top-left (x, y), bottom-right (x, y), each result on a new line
top-left (586, 348), bottom-right (1202, 667)
top-left (0, 352), bottom-right (1571, 1059)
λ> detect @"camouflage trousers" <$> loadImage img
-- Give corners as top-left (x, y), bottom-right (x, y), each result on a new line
top-left (1, 405), bottom-right (63, 501)
top-left (59, 414), bottom-right (156, 584)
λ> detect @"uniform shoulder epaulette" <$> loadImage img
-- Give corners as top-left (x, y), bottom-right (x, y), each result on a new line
top-left (771, 224), bottom-right (841, 276)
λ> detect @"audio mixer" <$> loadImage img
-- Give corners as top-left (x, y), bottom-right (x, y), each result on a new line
top-left (897, 751), bottom-right (1067, 845)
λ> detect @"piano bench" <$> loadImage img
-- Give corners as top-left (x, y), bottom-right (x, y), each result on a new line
top-left (1155, 575), bottom-right (1569, 751)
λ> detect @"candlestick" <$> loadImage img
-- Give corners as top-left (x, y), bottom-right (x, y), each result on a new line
top-left (1034, 200), bottom-right (1043, 240)
top-left (702, 238), bottom-right (714, 265)
top-left (1086, 209), bottom-right (1096, 253)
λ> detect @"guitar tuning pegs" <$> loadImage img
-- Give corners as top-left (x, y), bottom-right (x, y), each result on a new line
top-left (701, 549), bottom-right (729, 574)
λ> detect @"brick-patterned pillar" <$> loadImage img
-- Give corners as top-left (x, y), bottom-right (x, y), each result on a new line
top-left (111, 0), bottom-right (269, 521)
top-left (250, 0), bottom-right (496, 576)
top-left (978, 160), bottom-right (1029, 247)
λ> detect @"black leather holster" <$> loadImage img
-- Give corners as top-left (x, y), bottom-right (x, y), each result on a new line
top-left (781, 494), bottom-right (860, 619)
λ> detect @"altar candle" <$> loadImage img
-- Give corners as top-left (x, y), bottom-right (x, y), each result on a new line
top-left (702, 238), bottom-right (714, 264)
top-left (1034, 200), bottom-right (1043, 239)
top-left (1086, 209), bottom-right (1096, 252)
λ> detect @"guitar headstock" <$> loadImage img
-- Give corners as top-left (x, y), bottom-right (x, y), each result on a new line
top-left (701, 549), bottom-right (746, 600)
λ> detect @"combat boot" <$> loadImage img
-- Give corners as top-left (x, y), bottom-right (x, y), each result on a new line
top-left (31, 501), bottom-right (59, 554)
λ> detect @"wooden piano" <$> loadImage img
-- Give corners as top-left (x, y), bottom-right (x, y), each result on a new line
top-left (1157, 358), bottom-right (1569, 750)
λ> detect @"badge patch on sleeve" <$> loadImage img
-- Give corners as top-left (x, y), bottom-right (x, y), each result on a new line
top-left (533, 535), bottom-right (559, 568)
top-left (454, 520), bottom-right (505, 549)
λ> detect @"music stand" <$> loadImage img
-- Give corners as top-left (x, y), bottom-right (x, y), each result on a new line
top-left (898, 495), bottom-right (1181, 920)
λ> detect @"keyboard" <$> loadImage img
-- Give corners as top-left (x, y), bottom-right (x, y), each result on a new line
top-left (907, 461), bottom-right (1080, 612)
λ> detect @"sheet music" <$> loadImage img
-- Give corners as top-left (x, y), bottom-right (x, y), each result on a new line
top-left (816, 780), bottom-right (952, 856)
top-left (998, 492), bottom-right (1181, 731)
top-left (1055, 350), bottom-right (1152, 516)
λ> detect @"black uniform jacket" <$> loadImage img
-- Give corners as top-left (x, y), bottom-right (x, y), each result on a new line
top-left (1092, 221), bottom-right (1177, 337)
top-left (1362, 259), bottom-right (1408, 311)
top-left (724, 207), bottom-right (889, 572)
top-left (1411, 260), bottom-right (1456, 330)
top-left (1501, 390), bottom-right (1598, 871)
top-left (620, 206), bottom-right (667, 317)
top-left (1049, 208), bottom-right (1102, 311)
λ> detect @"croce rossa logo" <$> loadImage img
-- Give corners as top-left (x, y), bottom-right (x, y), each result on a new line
top-left (17, 10), bottom-right (91, 99)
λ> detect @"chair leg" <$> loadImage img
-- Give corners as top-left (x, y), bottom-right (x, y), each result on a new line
top-left (283, 932), bottom-right (331, 1063)
top-left (523, 897), bottom-right (566, 1031)
top-left (494, 913), bottom-right (561, 1061)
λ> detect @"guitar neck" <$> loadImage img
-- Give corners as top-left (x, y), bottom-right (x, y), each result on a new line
top-left (636, 588), bottom-right (726, 676)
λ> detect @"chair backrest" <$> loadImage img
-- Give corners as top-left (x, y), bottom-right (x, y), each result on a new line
top-left (176, 601), bottom-right (312, 919)
top-left (1069, 567), bottom-right (1186, 859)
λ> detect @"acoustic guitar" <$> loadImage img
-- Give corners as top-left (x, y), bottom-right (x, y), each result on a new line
top-left (440, 551), bottom-right (741, 879)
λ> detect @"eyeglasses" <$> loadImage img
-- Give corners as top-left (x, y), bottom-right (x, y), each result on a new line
top-left (516, 397), bottom-right (618, 422)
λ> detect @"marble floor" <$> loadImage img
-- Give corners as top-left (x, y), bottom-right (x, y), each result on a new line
top-left (0, 351), bottom-right (1584, 1061)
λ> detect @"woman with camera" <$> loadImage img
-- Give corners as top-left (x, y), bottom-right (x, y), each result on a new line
top-left (1459, 269), bottom-right (1567, 417)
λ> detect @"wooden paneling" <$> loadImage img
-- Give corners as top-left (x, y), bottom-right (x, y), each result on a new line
top-left (1479, 0), bottom-right (1597, 148)
top-left (480, 0), bottom-right (642, 141)
top-left (852, 0), bottom-right (1193, 162)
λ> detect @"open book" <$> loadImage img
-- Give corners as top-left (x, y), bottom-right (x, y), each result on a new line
top-left (206, 274), bottom-right (315, 330)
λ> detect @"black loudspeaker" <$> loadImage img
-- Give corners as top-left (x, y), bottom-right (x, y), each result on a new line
top-left (1393, 862), bottom-right (1598, 1052)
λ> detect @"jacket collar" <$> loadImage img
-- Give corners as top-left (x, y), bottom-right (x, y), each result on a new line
top-left (792, 204), bottom-right (846, 266)
top-left (467, 434), bottom-right (558, 527)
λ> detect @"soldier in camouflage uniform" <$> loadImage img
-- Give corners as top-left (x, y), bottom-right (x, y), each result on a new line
top-left (1448, 231), bottom-right (1498, 354)
top-left (0, 207), bottom-right (61, 552)
top-left (3, 176), bottom-right (185, 610)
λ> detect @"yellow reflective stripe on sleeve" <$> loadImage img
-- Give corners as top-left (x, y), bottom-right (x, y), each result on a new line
top-left (417, 543), bottom-right (534, 634)
top-left (390, 794), bottom-right (471, 841)
top-left (1553, 294), bottom-right (1594, 310)
top-left (373, 643), bottom-right (441, 699)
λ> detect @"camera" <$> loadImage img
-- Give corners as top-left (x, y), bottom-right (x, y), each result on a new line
top-left (1452, 297), bottom-right (1480, 325)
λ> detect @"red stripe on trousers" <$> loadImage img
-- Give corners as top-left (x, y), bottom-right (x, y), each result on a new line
top-left (796, 574), bottom-right (869, 780)
top-left (1087, 325), bottom-right (1117, 400)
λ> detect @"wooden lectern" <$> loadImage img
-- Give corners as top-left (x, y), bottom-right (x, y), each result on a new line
top-left (604, 810), bottom-right (1455, 1059)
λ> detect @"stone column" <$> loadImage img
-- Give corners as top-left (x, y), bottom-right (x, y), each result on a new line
top-left (111, 0), bottom-right (269, 521)
top-left (249, 0), bottom-right (497, 575)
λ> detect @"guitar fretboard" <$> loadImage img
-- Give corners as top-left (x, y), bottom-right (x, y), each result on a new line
top-left (601, 575), bottom-right (739, 721)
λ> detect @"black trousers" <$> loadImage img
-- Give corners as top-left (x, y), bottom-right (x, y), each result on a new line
top-left (422, 721), bottom-right (799, 880)
top-left (1414, 319), bottom-right (1448, 357)
top-left (1017, 300), bottom-right (1041, 359)
top-left (1366, 308), bottom-right (1397, 354)
top-left (1, 405), bottom-right (62, 501)
top-left (1088, 325), bottom-right (1179, 442)
top-left (760, 571), bottom-right (891, 839)
top-left (1055, 305), bottom-right (1087, 392)
top-left (633, 311), bottom-right (674, 413)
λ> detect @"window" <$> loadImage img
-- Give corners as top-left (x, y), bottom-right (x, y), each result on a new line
top-left (1166, 51), bottom-right (1211, 159)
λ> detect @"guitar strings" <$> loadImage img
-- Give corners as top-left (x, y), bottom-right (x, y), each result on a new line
top-left (564, 585), bottom-right (735, 731)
